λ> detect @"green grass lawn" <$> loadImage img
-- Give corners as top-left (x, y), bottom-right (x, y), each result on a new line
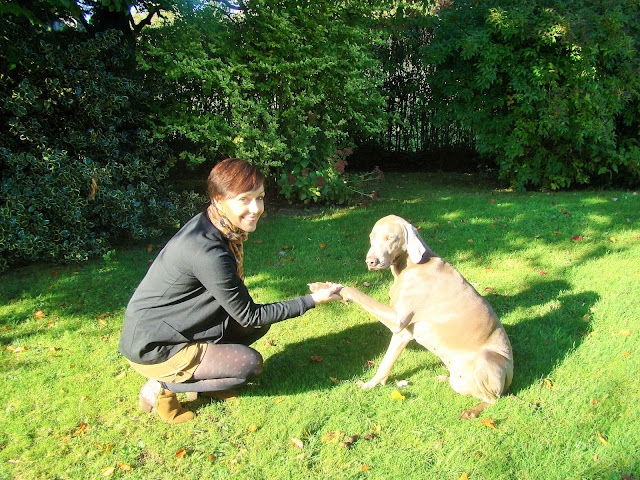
top-left (1, 172), bottom-right (638, 480)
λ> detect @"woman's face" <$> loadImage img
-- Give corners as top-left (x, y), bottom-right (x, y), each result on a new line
top-left (215, 185), bottom-right (265, 233)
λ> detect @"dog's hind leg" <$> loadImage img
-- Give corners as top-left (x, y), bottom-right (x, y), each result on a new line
top-left (459, 349), bottom-right (512, 419)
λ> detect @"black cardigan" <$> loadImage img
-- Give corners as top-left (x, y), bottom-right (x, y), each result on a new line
top-left (118, 212), bottom-right (315, 364)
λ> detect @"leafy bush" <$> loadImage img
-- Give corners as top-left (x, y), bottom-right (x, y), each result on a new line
top-left (139, 1), bottom-right (387, 203)
top-left (422, 0), bottom-right (640, 189)
top-left (0, 29), bottom-right (194, 271)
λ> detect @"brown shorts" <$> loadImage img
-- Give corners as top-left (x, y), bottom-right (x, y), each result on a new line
top-left (127, 342), bottom-right (208, 383)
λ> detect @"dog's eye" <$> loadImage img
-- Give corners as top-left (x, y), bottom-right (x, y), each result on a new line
top-left (386, 235), bottom-right (396, 241)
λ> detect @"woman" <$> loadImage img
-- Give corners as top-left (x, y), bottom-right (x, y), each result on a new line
top-left (118, 158), bottom-right (342, 424)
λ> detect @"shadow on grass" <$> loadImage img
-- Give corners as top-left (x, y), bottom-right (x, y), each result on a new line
top-left (255, 321), bottom-right (391, 397)
top-left (252, 278), bottom-right (598, 400)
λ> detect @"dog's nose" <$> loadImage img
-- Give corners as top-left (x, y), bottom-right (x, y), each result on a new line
top-left (366, 256), bottom-right (379, 268)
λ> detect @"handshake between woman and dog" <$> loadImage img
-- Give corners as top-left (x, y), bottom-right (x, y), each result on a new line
top-left (309, 214), bottom-right (513, 419)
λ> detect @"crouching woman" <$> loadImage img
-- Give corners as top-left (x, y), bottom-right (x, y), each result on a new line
top-left (118, 158), bottom-right (342, 424)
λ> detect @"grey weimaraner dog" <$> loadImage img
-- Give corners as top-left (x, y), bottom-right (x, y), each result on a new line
top-left (311, 215), bottom-right (513, 418)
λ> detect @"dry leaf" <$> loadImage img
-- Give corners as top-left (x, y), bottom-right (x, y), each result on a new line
top-left (310, 356), bottom-right (323, 363)
top-left (544, 378), bottom-right (553, 389)
top-left (610, 236), bottom-right (617, 243)
top-left (90, 177), bottom-right (98, 201)
top-left (320, 431), bottom-right (344, 443)
top-left (12, 346), bottom-right (29, 353)
top-left (339, 435), bottom-right (358, 449)
top-left (597, 433), bottom-right (608, 445)
top-left (365, 360), bottom-right (376, 367)
top-left (571, 236), bottom-right (584, 241)
top-left (623, 351), bottom-right (630, 357)
top-left (247, 425), bottom-right (259, 433)
top-left (101, 466), bottom-right (115, 477)
top-left (619, 330), bottom-right (632, 336)
top-left (117, 463), bottom-right (132, 472)
top-left (290, 438), bottom-right (304, 449)
top-left (146, 244), bottom-right (154, 252)
top-left (361, 465), bottom-right (372, 472)
top-left (72, 422), bottom-right (88, 437)
top-left (102, 443), bottom-right (114, 455)
top-left (33, 310), bottom-right (46, 319)
top-left (480, 418), bottom-right (497, 429)
top-left (329, 377), bottom-right (341, 384)
top-left (390, 390), bottom-right (405, 400)
top-left (459, 474), bottom-right (469, 480)
top-left (318, 243), bottom-right (327, 248)
top-left (175, 448), bottom-right (187, 459)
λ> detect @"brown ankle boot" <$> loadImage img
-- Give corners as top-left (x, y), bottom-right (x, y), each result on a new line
top-left (154, 389), bottom-right (194, 424)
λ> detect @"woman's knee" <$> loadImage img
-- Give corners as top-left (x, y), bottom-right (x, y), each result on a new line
top-left (246, 348), bottom-right (264, 378)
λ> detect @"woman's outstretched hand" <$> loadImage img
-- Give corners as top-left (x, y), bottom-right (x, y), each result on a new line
top-left (307, 281), bottom-right (343, 304)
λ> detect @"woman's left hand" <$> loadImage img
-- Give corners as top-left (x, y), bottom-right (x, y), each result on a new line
top-left (308, 282), bottom-right (343, 304)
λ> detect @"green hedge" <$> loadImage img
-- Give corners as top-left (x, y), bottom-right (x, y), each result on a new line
top-left (0, 29), bottom-right (195, 271)
top-left (422, 0), bottom-right (640, 189)
top-left (139, 0), bottom-right (387, 204)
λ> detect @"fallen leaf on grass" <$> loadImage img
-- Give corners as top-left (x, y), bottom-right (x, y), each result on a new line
top-left (175, 448), bottom-right (187, 459)
top-left (117, 463), bottom-right (132, 472)
top-left (390, 390), bottom-right (405, 400)
top-left (101, 466), bottom-right (115, 477)
top-left (318, 243), bottom-right (327, 248)
top-left (339, 435), bottom-right (358, 449)
top-left (320, 431), bottom-right (344, 443)
top-left (597, 433), bottom-right (608, 445)
top-left (365, 360), bottom-right (376, 367)
top-left (619, 330), bottom-right (632, 336)
top-left (459, 474), bottom-right (469, 480)
top-left (480, 418), bottom-right (497, 429)
top-left (610, 237), bottom-right (617, 243)
top-left (623, 352), bottom-right (630, 357)
top-left (329, 377), bottom-right (341, 384)
top-left (72, 422), bottom-right (87, 437)
top-left (247, 425), bottom-right (259, 433)
top-left (361, 465), bottom-right (372, 472)
top-left (310, 356), bottom-right (323, 363)
top-left (11, 346), bottom-right (29, 353)
top-left (290, 438), bottom-right (304, 449)
top-left (33, 310), bottom-right (46, 319)
top-left (571, 236), bottom-right (584, 241)
top-left (544, 378), bottom-right (553, 389)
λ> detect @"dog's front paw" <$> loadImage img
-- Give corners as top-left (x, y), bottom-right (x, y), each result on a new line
top-left (357, 377), bottom-right (386, 390)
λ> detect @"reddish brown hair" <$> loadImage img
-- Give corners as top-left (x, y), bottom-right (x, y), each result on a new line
top-left (206, 158), bottom-right (265, 201)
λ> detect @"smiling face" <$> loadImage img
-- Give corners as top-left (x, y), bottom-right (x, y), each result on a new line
top-left (215, 186), bottom-right (265, 233)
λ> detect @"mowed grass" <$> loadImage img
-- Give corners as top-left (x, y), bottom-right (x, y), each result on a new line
top-left (1, 172), bottom-right (638, 480)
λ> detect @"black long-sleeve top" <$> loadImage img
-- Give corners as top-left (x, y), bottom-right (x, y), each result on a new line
top-left (118, 212), bottom-right (315, 364)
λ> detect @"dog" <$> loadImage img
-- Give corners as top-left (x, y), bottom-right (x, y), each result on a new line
top-left (311, 215), bottom-right (513, 418)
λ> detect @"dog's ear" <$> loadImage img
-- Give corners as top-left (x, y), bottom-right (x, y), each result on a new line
top-left (402, 221), bottom-right (427, 263)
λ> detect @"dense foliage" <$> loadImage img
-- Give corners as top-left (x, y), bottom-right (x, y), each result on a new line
top-left (1, 0), bottom-right (640, 270)
top-left (0, 28), bottom-right (195, 271)
top-left (139, 0), bottom-right (387, 203)
top-left (421, 0), bottom-right (640, 189)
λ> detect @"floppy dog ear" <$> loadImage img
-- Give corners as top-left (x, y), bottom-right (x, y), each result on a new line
top-left (402, 221), bottom-right (427, 264)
